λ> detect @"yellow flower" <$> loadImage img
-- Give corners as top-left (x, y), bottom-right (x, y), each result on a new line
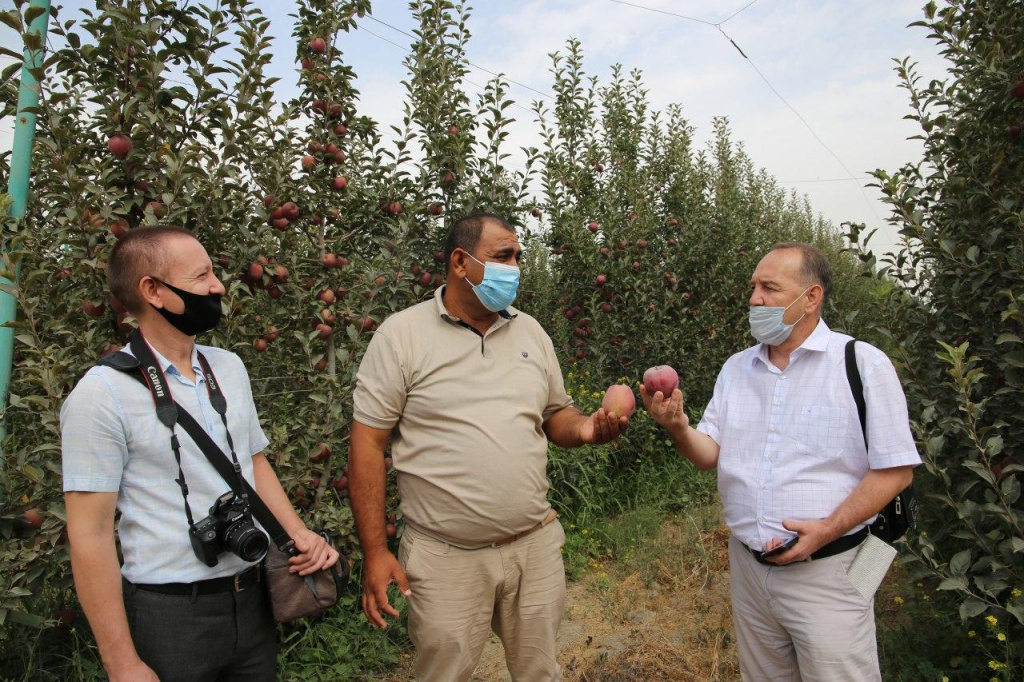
top-left (1013, 589), bottom-right (1022, 598)
top-left (968, 630), bottom-right (976, 638)
top-left (989, 661), bottom-right (998, 670)
top-left (893, 596), bottom-right (905, 605)
top-left (942, 677), bottom-right (949, 682)
top-left (582, 529), bottom-right (589, 535)
top-left (986, 615), bottom-right (998, 626)
top-left (923, 595), bottom-right (930, 601)
top-left (997, 633), bottom-right (1006, 641)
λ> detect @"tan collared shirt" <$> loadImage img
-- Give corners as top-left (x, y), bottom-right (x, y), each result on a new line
top-left (353, 286), bottom-right (574, 546)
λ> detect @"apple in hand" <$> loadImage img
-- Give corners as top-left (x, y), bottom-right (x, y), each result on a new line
top-left (643, 365), bottom-right (679, 397)
top-left (601, 384), bottom-right (636, 418)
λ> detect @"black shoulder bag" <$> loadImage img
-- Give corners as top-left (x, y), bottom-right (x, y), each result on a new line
top-left (845, 339), bottom-right (917, 543)
top-left (99, 332), bottom-right (348, 621)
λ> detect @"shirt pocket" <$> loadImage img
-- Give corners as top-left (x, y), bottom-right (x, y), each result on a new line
top-left (793, 405), bottom-right (848, 457)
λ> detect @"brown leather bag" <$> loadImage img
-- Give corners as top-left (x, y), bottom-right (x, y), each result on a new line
top-left (264, 531), bottom-right (350, 622)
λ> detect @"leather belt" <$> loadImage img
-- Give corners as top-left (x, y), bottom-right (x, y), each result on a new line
top-left (750, 527), bottom-right (868, 565)
top-left (492, 510), bottom-right (559, 548)
top-left (132, 565), bottom-right (261, 595)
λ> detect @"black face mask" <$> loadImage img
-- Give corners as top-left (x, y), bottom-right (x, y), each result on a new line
top-left (152, 279), bottom-right (223, 336)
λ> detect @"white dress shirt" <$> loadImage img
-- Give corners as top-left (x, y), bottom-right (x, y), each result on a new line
top-left (61, 343), bottom-right (270, 583)
top-left (697, 320), bottom-right (921, 552)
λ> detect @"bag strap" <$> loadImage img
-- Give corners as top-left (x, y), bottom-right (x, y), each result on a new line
top-left (99, 351), bottom-right (294, 552)
top-left (844, 339), bottom-right (867, 450)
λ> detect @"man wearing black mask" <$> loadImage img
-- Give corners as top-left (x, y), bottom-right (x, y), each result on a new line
top-left (61, 226), bottom-right (337, 681)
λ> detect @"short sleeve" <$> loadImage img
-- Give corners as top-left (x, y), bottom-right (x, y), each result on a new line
top-left (861, 349), bottom-right (922, 470)
top-left (696, 362), bottom-right (729, 445)
top-left (353, 331), bottom-right (408, 430)
top-left (60, 371), bottom-right (128, 492)
top-left (239, 358), bottom-right (270, 455)
top-left (540, 332), bottom-right (574, 421)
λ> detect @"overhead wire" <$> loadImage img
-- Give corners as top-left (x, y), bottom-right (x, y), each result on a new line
top-left (611, 0), bottom-right (882, 220)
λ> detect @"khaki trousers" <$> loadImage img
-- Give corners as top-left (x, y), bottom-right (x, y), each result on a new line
top-left (399, 520), bottom-right (567, 682)
top-left (728, 535), bottom-right (881, 681)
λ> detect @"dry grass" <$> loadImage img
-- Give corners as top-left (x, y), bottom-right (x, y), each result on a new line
top-left (384, 505), bottom-right (740, 681)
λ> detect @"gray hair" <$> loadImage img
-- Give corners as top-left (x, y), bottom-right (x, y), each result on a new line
top-left (769, 242), bottom-right (833, 304)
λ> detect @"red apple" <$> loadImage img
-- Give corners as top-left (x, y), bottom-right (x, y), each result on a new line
top-left (310, 37), bottom-right (327, 54)
top-left (319, 289), bottom-right (336, 305)
top-left (333, 150), bottom-right (346, 163)
top-left (666, 218), bottom-right (679, 227)
top-left (332, 176), bottom-right (348, 190)
top-left (447, 125), bottom-right (460, 135)
top-left (301, 155), bottom-right (316, 170)
top-left (247, 263), bottom-right (264, 280)
top-left (314, 358), bottom-right (328, 372)
top-left (266, 327), bottom-right (279, 342)
top-left (82, 300), bottom-right (106, 317)
top-left (315, 323), bottom-right (332, 339)
top-left (595, 274), bottom-right (607, 287)
top-left (587, 221), bottom-right (599, 233)
top-left (643, 365), bottom-right (679, 397)
top-left (531, 208), bottom-right (542, 218)
top-left (146, 201), bottom-right (166, 218)
top-left (22, 508), bottom-right (44, 530)
top-left (334, 124), bottom-right (348, 136)
top-left (428, 203), bottom-right (443, 216)
top-left (601, 384), bottom-right (636, 418)
top-left (107, 134), bottom-right (133, 159)
top-left (253, 338), bottom-right (269, 352)
top-left (332, 476), bottom-right (349, 492)
top-left (271, 217), bottom-right (289, 230)
top-left (110, 219), bottom-right (129, 239)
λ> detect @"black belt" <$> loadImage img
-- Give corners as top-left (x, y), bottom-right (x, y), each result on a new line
top-left (132, 565), bottom-right (261, 595)
top-left (750, 527), bottom-right (868, 565)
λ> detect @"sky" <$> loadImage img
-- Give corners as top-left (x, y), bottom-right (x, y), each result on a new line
top-left (1, 0), bottom-right (949, 259)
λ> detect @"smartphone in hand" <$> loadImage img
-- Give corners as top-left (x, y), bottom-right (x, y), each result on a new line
top-left (759, 536), bottom-right (798, 560)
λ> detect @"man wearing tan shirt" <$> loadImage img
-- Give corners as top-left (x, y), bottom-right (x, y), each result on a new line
top-left (349, 212), bottom-right (627, 681)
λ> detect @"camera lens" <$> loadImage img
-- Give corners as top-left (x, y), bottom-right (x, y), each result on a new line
top-left (225, 522), bottom-right (269, 562)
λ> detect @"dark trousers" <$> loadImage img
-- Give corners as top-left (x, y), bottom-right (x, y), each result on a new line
top-left (122, 577), bottom-right (278, 682)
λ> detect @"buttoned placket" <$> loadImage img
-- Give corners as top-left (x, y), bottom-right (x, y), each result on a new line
top-left (755, 348), bottom-right (805, 547)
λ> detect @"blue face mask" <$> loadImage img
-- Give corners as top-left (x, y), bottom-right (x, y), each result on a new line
top-left (465, 252), bottom-right (520, 312)
top-left (749, 287), bottom-right (810, 346)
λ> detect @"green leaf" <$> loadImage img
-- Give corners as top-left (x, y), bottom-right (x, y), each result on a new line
top-left (996, 333), bottom-right (1022, 345)
top-left (939, 576), bottom-right (968, 591)
top-left (959, 598), bottom-right (987, 620)
top-left (949, 549), bottom-right (971, 576)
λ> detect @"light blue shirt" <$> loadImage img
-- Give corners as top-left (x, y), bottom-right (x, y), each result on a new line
top-left (61, 342), bottom-right (270, 583)
top-left (697, 320), bottom-right (921, 552)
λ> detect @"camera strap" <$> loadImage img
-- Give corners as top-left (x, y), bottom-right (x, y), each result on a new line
top-left (99, 332), bottom-right (294, 552)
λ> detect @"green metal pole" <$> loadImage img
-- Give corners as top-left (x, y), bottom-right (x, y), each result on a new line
top-left (1, 0), bottom-right (52, 444)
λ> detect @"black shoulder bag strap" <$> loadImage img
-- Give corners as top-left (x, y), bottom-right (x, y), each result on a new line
top-left (845, 338), bottom-right (915, 540)
top-left (845, 339), bottom-right (868, 443)
top-left (99, 336), bottom-right (294, 552)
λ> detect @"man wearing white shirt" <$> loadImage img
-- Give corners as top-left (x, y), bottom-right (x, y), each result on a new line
top-left (61, 226), bottom-right (338, 681)
top-left (642, 242), bottom-right (920, 681)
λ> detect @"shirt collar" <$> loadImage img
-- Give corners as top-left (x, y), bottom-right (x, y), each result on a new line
top-left (144, 341), bottom-right (202, 378)
top-left (753, 318), bottom-right (831, 367)
top-left (433, 284), bottom-right (517, 323)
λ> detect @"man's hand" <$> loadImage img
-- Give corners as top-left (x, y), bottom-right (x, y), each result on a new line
top-left (361, 550), bottom-right (412, 630)
top-left (107, 657), bottom-right (159, 682)
top-left (639, 386), bottom-right (688, 431)
top-left (288, 528), bottom-right (341, 575)
top-left (578, 407), bottom-right (628, 445)
top-left (767, 519), bottom-right (837, 564)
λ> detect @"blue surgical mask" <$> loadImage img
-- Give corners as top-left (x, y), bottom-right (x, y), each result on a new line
top-left (465, 252), bottom-right (520, 312)
top-left (749, 287), bottom-right (810, 346)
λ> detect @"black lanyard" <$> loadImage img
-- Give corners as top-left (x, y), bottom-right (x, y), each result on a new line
top-left (128, 330), bottom-right (248, 524)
